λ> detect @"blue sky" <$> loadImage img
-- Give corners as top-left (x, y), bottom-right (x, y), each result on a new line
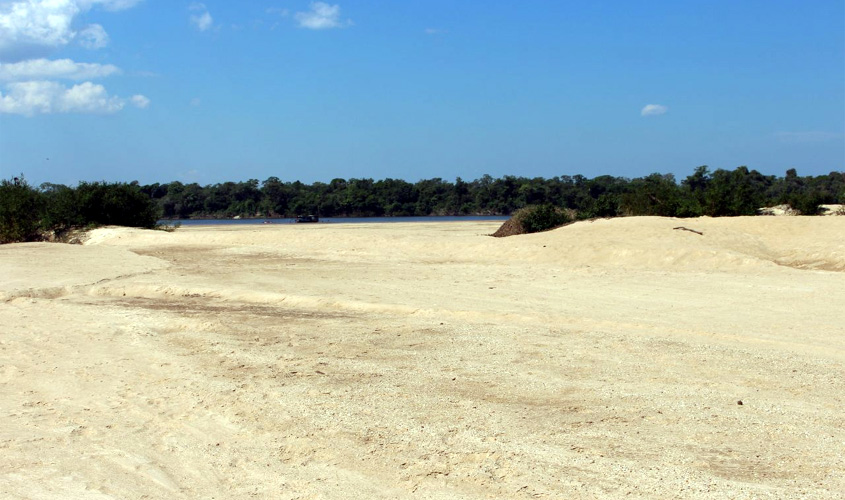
top-left (0, 1), bottom-right (843, 186)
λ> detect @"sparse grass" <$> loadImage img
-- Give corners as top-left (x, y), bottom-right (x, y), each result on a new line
top-left (155, 221), bottom-right (181, 232)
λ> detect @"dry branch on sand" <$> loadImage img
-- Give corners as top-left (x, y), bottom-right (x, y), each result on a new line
top-left (673, 226), bottom-right (704, 235)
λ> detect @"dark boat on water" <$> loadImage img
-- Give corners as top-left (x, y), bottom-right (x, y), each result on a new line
top-left (295, 215), bottom-right (319, 223)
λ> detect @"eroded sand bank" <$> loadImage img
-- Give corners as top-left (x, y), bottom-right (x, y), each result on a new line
top-left (1, 217), bottom-right (843, 499)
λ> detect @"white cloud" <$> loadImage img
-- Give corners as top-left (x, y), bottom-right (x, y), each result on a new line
top-left (641, 104), bottom-right (668, 116)
top-left (130, 94), bottom-right (149, 108)
top-left (295, 2), bottom-right (348, 30)
top-left (81, 0), bottom-right (144, 11)
top-left (775, 131), bottom-right (844, 144)
top-left (189, 3), bottom-right (213, 31)
top-left (192, 12), bottom-right (213, 31)
top-left (0, 80), bottom-right (129, 115)
top-left (264, 7), bottom-right (288, 31)
top-left (0, 58), bottom-right (120, 80)
top-left (0, 0), bottom-right (143, 60)
top-left (0, 1), bottom-right (147, 117)
top-left (78, 23), bottom-right (109, 49)
top-left (0, 0), bottom-right (79, 59)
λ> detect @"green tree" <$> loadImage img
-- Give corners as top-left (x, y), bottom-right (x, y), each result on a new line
top-left (703, 167), bottom-right (767, 216)
top-left (74, 182), bottom-right (160, 228)
top-left (0, 176), bottom-right (44, 243)
top-left (40, 183), bottom-right (81, 230)
top-left (620, 173), bottom-right (681, 216)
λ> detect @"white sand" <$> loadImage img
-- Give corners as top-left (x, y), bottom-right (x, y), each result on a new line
top-left (1, 217), bottom-right (843, 499)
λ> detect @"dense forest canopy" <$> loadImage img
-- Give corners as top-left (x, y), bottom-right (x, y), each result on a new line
top-left (138, 166), bottom-right (844, 219)
top-left (1, 166), bottom-right (843, 243)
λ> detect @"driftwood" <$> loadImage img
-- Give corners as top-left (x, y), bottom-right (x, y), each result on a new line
top-left (673, 226), bottom-right (704, 236)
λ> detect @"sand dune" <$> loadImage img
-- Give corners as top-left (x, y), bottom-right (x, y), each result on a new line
top-left (1, 217), bottom-right (843, 498)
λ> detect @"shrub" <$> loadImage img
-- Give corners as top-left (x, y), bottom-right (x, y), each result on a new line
top-left (519, 204), bottom-right (571, 233)
top-left (2, 179), bottom-right (162, 244)
top-left (493, 204), bottom-right (571, 237)
top-left (155, 221), bottom-right (181, 232)
top-left (40, 183), bottom-right (82, 230)
top-left (788, 192), bottom-right (824, 216)
top-left (0, 176), bottom-right (44, 244)
top-left (74, 182), bottom-right (161, 228)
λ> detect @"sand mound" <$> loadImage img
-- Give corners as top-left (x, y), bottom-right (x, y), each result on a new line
top-left (0, 242), bottom-right (168, 301)
top-left (491, 216), bottom-right (845, 272)
top-left (78, 217), bottom-right (845, 273)
top-left (83, 226), bottom-right (171, 246)
top-left (759, 204), bottom-right (845, 216)
top-left (758, 204), bottom-right (800, 216)
top-left (821, 204), bottom-right (845, 215)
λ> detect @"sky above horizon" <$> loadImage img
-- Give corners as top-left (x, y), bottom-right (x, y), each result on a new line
top-left (0, 0), bottom-right (843, 187)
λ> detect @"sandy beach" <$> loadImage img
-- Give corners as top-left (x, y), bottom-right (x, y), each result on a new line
top-left (1, 217), bottom-right (843, 499)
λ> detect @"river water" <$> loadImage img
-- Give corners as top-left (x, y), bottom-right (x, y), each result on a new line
top-left (160, 216), bottom-right (510, 226)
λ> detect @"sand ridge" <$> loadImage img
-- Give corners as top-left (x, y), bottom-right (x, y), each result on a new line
top-left (1, 217), bottom-right (843, 498)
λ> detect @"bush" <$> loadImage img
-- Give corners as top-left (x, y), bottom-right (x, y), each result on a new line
top-left (788, 192), bottom-right (824, 215)
top-left (519, 204), bottom-right (572, 233)
top-left (0, 176), bottom-right (44, 244)
top-left (1, 178), bottom-right (162, 244)
top-left (74, 182), bottom-right (161, 228)
top-left (493, 204), bottom-right (571, 237)
top-left (41, 183), bottom-right (82, 230)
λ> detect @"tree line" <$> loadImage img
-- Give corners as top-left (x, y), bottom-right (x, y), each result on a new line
top-left (0, 179), bottom-right (158, 243)
top-left (144, 166), bottom-right (842, 219)
top-left (1, 166), bottom-right (843, 243)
